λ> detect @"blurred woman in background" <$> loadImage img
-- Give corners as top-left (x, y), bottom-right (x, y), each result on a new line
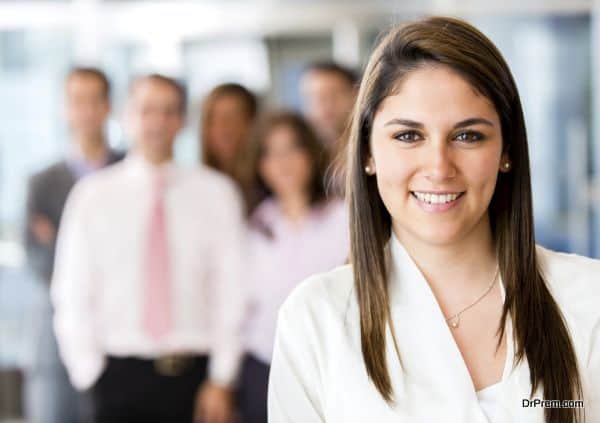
top-left (201, 83), bottom-right (258, 187)
top-left (238, 111), bottom-right (349, 423)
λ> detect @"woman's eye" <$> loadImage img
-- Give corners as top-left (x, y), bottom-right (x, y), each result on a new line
top-left (393, 130), bottom-right (423, 143)
top-left (454, 131), bottom-right (485, 143)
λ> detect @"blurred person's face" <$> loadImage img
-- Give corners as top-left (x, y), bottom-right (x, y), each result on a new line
top-left (259, 125), bottom-right (313, 201)
top-left (127, 79), bottom-right (184, 165)
top-left (206, 95), bottom-right (253, 170)
top-left (368, 65), bottom-right (508, 248)
top-left (300, 70), bottom-right (355, 147)
top-left (65, 74), bottom-right (110, 141)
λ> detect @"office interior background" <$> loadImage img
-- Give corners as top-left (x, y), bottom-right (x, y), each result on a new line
top-left (0, 0), bottom-right (598, 420)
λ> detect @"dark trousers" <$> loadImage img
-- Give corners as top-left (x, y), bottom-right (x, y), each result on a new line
top-left (92, 355), bottom-right (208, 423)
top-left (237, 354), bottom-right (270, 423)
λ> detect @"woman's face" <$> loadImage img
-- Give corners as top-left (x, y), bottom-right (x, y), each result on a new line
top-left (206, 94), bottom-right (252, 167)
top-left (368, 65), bottom-right (508, 247)
top-left (259, 125), bottom-right (313, 200)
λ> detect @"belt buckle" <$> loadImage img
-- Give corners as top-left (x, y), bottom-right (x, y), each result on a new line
top-left (154, 355), bottom-right (190, 377)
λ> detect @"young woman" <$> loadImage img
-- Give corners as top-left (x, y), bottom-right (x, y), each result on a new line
top-left (238, 112), bottom-right (349, 423)
top-left (200, 83), bottom-right (257, 185)
top-left (268, 17), bottom-right (599, 423)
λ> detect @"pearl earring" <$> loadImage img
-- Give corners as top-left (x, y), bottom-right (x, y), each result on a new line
top-left (503, 162), bottom-right (511, 171)
top-left (365, 165), bottom-right (374, 175)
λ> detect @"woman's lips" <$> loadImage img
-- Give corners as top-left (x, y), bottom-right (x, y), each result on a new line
top-left (410, 191), bottom-right (465, 212)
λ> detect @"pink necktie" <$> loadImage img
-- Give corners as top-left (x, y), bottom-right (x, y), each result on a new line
top-left (142, 174), bottom-right (173, 340)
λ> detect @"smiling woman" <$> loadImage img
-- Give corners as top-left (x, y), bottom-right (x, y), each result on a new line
top-left (267, 16), bottom-right (600, 423)
top-left (367, 65), bottom-right (507, 246)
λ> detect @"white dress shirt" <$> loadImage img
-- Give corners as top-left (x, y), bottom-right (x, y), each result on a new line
top-left (268, 234), bottom-right (600, 422)
top-left (244, 198), bottom-right (349, 364)
top-left (51, 155), bottom-right (246, 390)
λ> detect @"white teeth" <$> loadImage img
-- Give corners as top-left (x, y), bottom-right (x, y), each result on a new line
top-left (413, 192), bottom-right (461, 204)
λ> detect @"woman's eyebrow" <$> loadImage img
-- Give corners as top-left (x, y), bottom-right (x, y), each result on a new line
top-left (383, 117), bottom-right (494, 128)
top-left (384, 118), bottom-right (423, 128)
top-left (453, 118), bottom-right (494, 128)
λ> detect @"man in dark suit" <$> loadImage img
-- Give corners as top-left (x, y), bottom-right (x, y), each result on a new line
top-left (24, 67), bottom-right (123, 423)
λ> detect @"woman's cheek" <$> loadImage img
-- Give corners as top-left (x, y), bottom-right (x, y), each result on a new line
top-left (462, 152), bottom-right (500, 191)
top-left (376, 168), bottom-right (411, 216)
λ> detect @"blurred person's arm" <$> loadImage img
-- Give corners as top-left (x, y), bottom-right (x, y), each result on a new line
top-left (207, 182), bottom-right (247, 387)
top-left (196, 180), bottom-right (247, 422)
top-left (24, 174), bottom-right (56, 282)
top-left (50, 181), bottom-right (105, 391)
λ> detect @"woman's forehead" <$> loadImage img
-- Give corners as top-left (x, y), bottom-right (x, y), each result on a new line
top-left (374, 66), bottom-right (499, 128)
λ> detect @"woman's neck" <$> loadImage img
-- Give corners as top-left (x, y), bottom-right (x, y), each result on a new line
top-left (394, 215), bottom-right (498, 301)
top-left (278, 191), bottom-right (310, 223)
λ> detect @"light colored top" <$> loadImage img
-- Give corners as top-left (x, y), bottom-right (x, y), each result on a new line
top-left (268, 234), bottom-right (600, 422)
top-left (244, 198), bottom-right (349, 364)
top-left (51, 155), bottom-right (246, 390)
top-left (477, 382), bottom-right (503, 422)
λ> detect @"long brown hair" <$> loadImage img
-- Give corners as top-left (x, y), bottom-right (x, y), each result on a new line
top-left (243, 111), bottom-right (329, 217)
top-left (346, 17), bottom-right (583, 423)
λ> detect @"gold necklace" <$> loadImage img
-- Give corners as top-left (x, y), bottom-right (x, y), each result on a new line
top-left (445, 269), bottom-right (499, 329)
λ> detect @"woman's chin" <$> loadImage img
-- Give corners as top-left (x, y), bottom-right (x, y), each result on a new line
top-left (396, 225), bottom-right (465, 248)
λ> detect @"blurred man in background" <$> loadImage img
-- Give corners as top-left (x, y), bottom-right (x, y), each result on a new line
top-left (51, 74), bottom-right (246, 423)
top-left (299, 61), bottom-right (357, 153)
top-left (299, 62), bottom-right (357, 196)
top-left (24, 67), bottom-right (123, 423)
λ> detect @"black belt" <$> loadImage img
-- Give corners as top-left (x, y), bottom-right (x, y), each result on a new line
top-left (107, 354), bottom-right (207, 377)
top-left (154, 354), bottom-right (199, 376)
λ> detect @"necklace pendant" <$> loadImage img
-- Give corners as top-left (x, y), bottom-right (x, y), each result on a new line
top-left (449, 315), bottom-right (460, 329)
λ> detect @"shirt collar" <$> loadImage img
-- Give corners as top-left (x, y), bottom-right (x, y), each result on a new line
top-left (124, 153), bottom-right (177, 183)
top-left (251, 198), bottom-right (333, 237)
top-left (66, 143), bottom-right (110, 179)
top-left (388, 232), bottom-right (433, 307)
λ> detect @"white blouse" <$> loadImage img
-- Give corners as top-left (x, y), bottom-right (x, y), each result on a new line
top-left (268, 235), bottom-right (600, 422)
top-left (477, 382), bottom-right (502, 422)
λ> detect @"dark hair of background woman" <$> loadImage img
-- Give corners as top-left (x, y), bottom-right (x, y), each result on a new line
top-left (345, 16), bottom-right (583, 423)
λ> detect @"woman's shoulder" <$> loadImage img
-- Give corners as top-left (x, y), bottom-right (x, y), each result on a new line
top-left (278, 264), bottom-right (355, 320)
top-left (537, 246), bottom-right (600, 292)
top-left (536, 245), bottom-right (600, 325)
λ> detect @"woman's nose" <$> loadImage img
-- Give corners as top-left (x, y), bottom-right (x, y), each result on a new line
top-left (423, 143), bottom-right (457, 182)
